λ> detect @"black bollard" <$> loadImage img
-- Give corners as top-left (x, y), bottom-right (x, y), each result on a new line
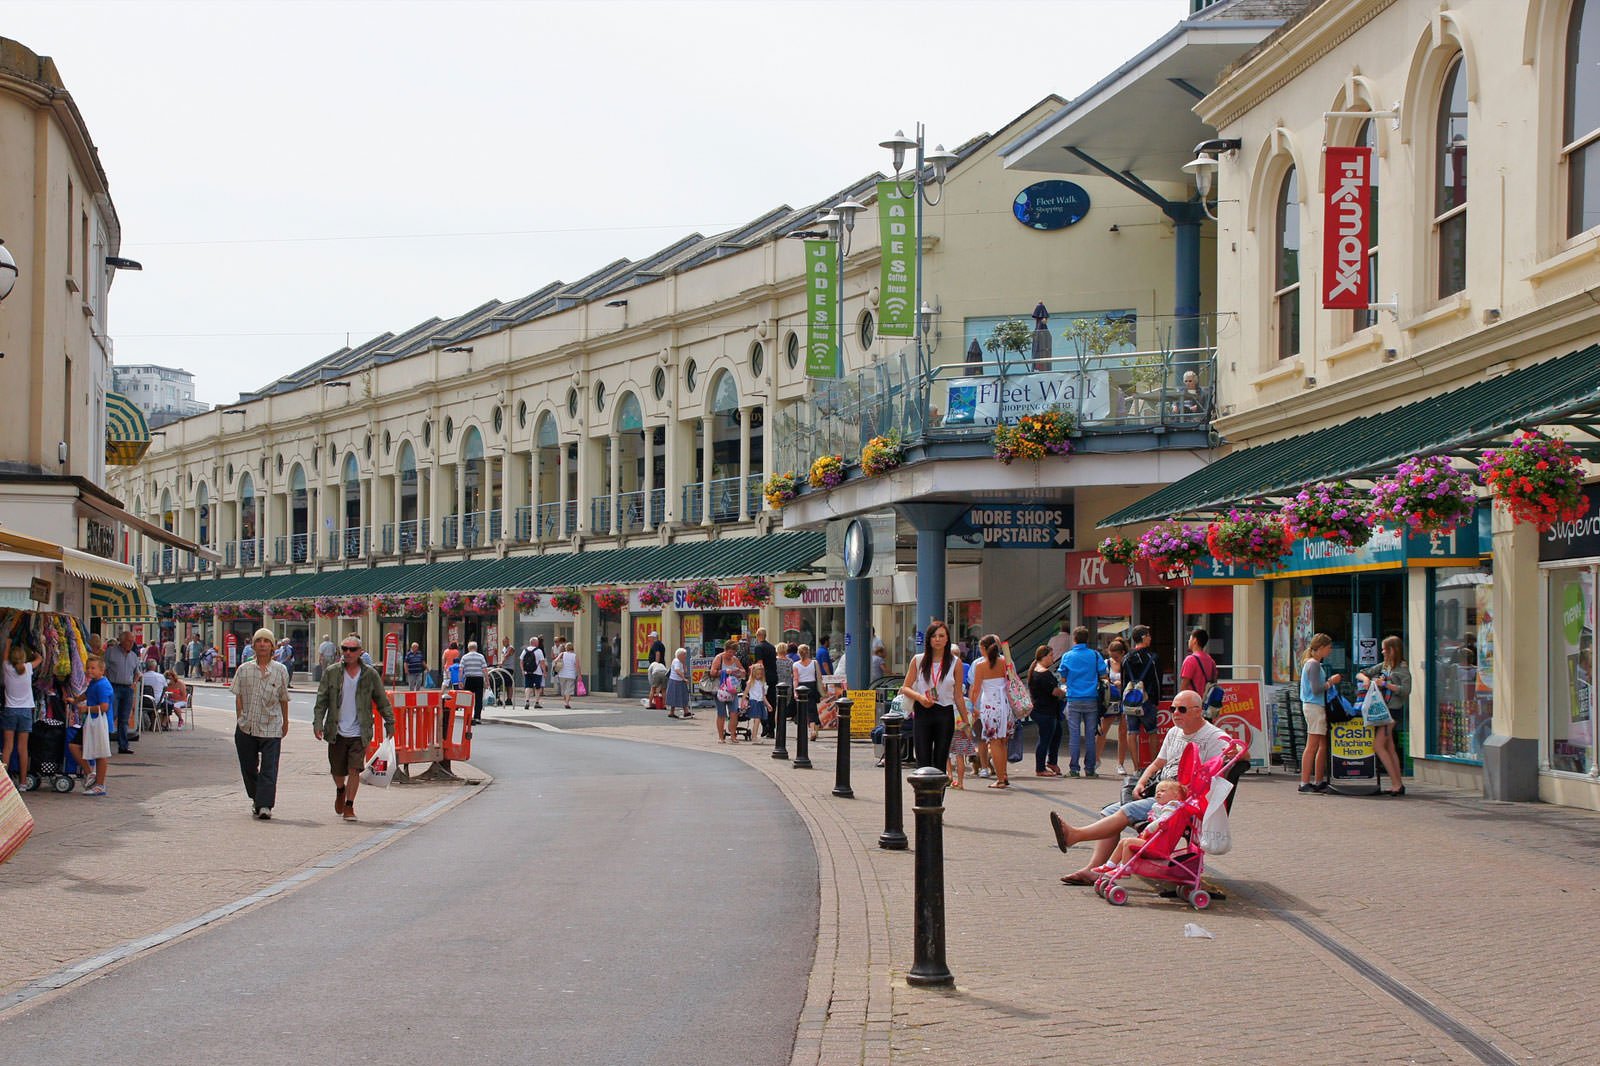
top-left (771, 683), bottom-right (790, 760)
top-left (832, 696), bottom-right (854, 798)
top-left (878, 709), bottom-right (907, 850)
top-left (793, 685), bottom-right (812, 769)
top-left (905, 766), bottom-right (954, 987)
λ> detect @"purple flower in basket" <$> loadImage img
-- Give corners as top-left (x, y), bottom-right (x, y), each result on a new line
top-left (439, 591), bottom-right (466, 614)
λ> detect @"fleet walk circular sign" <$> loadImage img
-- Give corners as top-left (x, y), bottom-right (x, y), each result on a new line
top-left (1012, 181), bottom-right (1091, 231)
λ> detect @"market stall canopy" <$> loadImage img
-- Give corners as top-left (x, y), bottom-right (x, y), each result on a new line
top-left (90, 579), bottom-right (156, 623)
top-left (148, 530), bottom-right (827, 606)
top-left (1101, 343), bottom-right (1600, 527)
top-left (104, 391), bottom-right (151, 466)
top-left (0, 528), bottom-right (137, 584)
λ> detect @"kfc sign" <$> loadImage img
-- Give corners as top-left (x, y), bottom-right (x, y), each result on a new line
top-left (1322, 146), bottom-right (1372, 309)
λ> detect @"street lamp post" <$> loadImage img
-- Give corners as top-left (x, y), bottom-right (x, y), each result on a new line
top-left (879, 127), bottom-right (957, 428)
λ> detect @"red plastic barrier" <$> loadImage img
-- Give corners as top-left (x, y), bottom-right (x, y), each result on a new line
top-left (442, 689), bottom-right (474, 762)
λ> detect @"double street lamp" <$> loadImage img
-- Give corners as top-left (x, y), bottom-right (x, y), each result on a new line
top-left (880, 128), bottom-right (957, 396)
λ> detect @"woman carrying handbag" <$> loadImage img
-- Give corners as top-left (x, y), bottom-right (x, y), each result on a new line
top-left (968, 634), bottom-right (1017, 789)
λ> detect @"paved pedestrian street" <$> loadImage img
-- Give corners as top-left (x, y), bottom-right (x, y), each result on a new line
top-left (7, 691), bottom-right (1598, 1064)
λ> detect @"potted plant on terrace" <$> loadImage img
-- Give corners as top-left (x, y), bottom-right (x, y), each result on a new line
top-left (993, 409), bottom-right (1075, 465)
top-left (735, 576), bottom-right (772, 605)
top-left (1136, 521), bottom-right (1208, 578)
top-left (763, 471), bottom-right (799, 509)
top-left (469, 592), bottom-right (500, 613)
top-left (809, 454), bottom-right (846, 490)
top-left (861, 432), bottom-right (904, 477)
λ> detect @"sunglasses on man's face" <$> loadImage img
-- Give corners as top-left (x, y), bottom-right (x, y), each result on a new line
top-left (342, 647), bottom-right (362, 653)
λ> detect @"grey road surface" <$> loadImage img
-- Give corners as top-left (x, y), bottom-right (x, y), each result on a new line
top-left (4, 726), bottom-right (818, 1066)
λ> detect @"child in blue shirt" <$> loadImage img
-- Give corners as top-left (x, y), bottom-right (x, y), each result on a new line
top-left (71, 655), bottom-right (114, 796)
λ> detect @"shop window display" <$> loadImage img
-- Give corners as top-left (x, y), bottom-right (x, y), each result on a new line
top-left (1546, 567), bottom-right (1594, 774)
top-left (1429, 566), bottom-right (1495, 764)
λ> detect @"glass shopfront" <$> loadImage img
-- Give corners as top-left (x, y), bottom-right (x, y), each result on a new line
top-left (1065, 552), bottom-right (1238, 685)
top-left (1428, 566), bottom-right (1495, 763)
top-left (1267, 573), bottom-right (1405, 685)
top-left (1544, 566), bottom-right (1593, 774)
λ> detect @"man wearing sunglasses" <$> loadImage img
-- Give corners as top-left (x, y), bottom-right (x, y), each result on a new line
top-left (312, 636), bottom-right (394, 821)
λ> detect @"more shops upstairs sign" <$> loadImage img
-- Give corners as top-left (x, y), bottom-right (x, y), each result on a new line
top-left (1538, 485), bottom-right (1600, 562)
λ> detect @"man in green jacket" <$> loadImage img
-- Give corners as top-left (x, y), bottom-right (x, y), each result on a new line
top-left (312, 635), bottom-right (395, 822)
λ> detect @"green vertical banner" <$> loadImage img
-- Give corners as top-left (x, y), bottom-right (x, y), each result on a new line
top-left (806, 239), bottom-right (839, 378)
top-left (877, 181), bottom-right (916, 337)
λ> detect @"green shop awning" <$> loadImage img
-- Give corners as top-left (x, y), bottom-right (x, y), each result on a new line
top-left (150, 531), bottom-right (827, 606)
top-left (90, 579), bottom-right (156, 622)
top-left (105, 391), bottom-right (152, 467)
top-left (1102, 344), bottom-right (1600, 527)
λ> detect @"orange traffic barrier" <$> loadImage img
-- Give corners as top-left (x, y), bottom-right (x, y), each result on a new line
top-left (367, 689), bottom-right (474, 776)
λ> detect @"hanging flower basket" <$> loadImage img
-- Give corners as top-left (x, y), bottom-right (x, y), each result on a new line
top-left (1097, 535), bottom-right (1138, 569)
top-left (513, 590), bottom-right (542, 612)
top-left (1136, 521), bottom-right (1208, 576)
top-left (339, 596), bottom-right (370, 618)
top-left (763, 471), bottom-right (799, 509)
top-left (220, 601), bottom-right (262, 621)
top-left (276, 599), bottom-right (315, 622)
top-left (550, 589), bottom-right (582, 614)
top-left (1206, 511), bottom-right (1292, 572)
top-left (861, 432), bottom-right (904, 477)
top-left (438, 591), bottom-right (466, 614)
top-left (637, 581), bottom-right (672, 609)
top-left (1280, 481), bottom-right (1374, 547)
top-left (1478, 430), bottom-right (1590, 532)
top-left (593, 588), bottom-right (628, 613)
top-left (1371, 455), bottom-right (1476, 534)
top-left (175, 604), bottom-right (204, 622)
top-left (993, 410), bottom-right (1075, 465)
top-left (684, 578), bottom-right (721, 610)
top-left (371, 594), bottom-right (402, 617)
top-left (782, 581), bottom-right (807, 600)
top-left (469, 592), bottom-right (501, 613)
top-left (400, 595), bottom-right (430, 617)
top-left (736, 576), bottom-right (772, 605)
top-left (313, 596), bottom-right (341, 618)
top-left (809, 454), bottom-right (846, 490)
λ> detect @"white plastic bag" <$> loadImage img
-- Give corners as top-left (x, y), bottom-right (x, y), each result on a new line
top-left (361, 736), bottom-right (396, 789)
top-left (1198, 776), bottom-right (1234, 854)
top-left (81, 711), bottom-right (113, 762)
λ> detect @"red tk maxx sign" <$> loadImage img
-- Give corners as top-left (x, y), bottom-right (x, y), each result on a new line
top-left (1322, 146), bottom-right (1372, 309)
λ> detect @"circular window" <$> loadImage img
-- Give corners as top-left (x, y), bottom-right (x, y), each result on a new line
top-left (517, 400), bottom-right (527, 428)
top-left (493, 406), bottom-right (504, 434)
top-left (596, 382), bottom-right (607, 412)
top-left (383, 430), bottom-right (391, 455)
top-left (444, 416), bottom-right (454, 443)
top-left (686, 358), bottom-right (698, 392)
top-left (566, 388), bottom-right (578, 418)
top-left (423, 420), bottom-right (433, 448)
top-left (785, 331), bottom-right (800, 369)
top-left (653, 366), bottom-right (667, 400)
top-left (859, 311), bottom-right (876, 350)
top-left (364, 434), bottom-right (373, 460)
top-left (750, 341), bottom-right (765, 377)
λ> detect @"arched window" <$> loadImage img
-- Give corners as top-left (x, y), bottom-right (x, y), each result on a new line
top-left (1274, 167), bottom-right (1301, 360)
top-left (1434, 55), bottom-right (1468, 298)
top-left (536, 411), bottom-right (560, 448)
top-left (1352, 120), bottom-right (1381, 333)
top-left (1565, 0), bottom-right (1600, 237)
top-left (239, 473), bottom-right (256, 542)
top-left (710, 370), bottom-right (740, 415)
top-left (160, 488), bottom-right (175, 532)
top-left (397, 442), bottom-right (418, 528)
top-left (195, 483), bottom-right (209, 546)
top-left (616, 392), bottom-right (643, 433)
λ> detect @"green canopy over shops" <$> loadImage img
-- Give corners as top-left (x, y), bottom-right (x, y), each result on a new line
top-left (1102, 343), bottom-right (1600, 527)
top-left (150, 531), bottom-right (826, 606)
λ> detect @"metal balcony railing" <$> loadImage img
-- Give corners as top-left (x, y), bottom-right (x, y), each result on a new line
top-left (512, 507), bottom-right (533, 543)
top-left (563, 500), bottom-right (577, 536)
top-left (536, 502), bottom-right (562, 540)
top-left (617, 490), bottom-right (645, 533)
top-left (681, 484), bottom-right (703, 525)
top-left (648, 488), bottom-right (666, 526)
top-left (590, 497), bottom-right (612, 535)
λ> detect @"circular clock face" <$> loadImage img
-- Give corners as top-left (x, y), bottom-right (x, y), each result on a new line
top-left (844, 519), bottom-right (870, 579)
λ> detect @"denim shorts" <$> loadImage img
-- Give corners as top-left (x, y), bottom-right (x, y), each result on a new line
top-left (1101, 796), bottom-right (1156, 823)
top-left (1, 706), bottom-right (33, 733)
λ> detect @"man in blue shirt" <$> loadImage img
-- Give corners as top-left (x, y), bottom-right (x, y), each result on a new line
top-left (1056, 626), bottom-right (1107, 778)
top-left (816, 635), bottom-right (834, 676)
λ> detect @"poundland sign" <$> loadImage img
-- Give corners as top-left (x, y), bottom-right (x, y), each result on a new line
top-left (1540, 486), bottom-right (1600, 562)
top-left (953, 505), bottom-right (1073, 549)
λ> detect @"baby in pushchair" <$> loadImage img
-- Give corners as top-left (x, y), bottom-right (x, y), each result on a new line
top-left (1092, 739), bottom-right (1242, 911)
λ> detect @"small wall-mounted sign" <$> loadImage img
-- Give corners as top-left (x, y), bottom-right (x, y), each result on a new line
top-left (1012, 180), bottom-right (1091, 230)
top-left (30, 578), bottom-right (51, 604)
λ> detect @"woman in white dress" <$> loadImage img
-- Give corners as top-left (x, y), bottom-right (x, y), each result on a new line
top-left (967, 634), bottom-right (1014, 789)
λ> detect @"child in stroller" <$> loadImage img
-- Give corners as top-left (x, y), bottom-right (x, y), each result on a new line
top-left (1092, 738), bottom-right (1243, 910)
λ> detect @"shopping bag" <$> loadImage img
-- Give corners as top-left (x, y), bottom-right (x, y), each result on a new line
top-left (1198, 777), bottom-right (1234, 855)
top-left (576, 675), bottom-right (588, 697)
top-left (1004, 666), bottom-right (1033, 717)
top-left (1360, 683), bottom-right (1391, 725)
top-left (0, 771), bottom-right (35, 865)
top-left (361, 736), bottom-right (396, 789)
top-left (81, 711), bottom-right (113, 761)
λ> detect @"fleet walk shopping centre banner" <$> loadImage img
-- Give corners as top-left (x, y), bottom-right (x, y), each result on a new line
top-left (941, 369), bottom-right (1112, 426)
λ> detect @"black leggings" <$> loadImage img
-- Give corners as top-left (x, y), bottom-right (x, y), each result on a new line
top-left (912, 703), bottom-right (956, 771)
top-left (795, 683), bottom-right (820, 725)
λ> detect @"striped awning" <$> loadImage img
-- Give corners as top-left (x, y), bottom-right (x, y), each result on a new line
top-left (105, 391), bottom-right (152, 466)
top-left (90, 579), bottom-right (156, 622)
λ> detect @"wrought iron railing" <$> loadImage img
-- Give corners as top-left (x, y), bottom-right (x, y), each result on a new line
top-left (617, 491), bottom-right (646, 533)
top-left (536, 502), bottom-right (563, 539)
top-left (590, 497), bottom-right (612, 535)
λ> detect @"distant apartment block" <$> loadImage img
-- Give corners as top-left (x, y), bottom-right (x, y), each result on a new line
top-left (112, 364), bottom-right (209, 428)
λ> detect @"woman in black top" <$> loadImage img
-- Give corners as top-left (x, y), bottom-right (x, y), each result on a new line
top-left (1028, 644), bottom-right (1065, 777)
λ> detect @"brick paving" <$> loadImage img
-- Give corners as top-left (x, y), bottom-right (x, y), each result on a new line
top-left (574, 713), bottom-right (1598, 1065)
top-left (2, 703), bottom-right (482, 1007)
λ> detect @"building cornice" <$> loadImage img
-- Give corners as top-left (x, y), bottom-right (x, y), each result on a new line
top-left (1198, 0), bottom-right (1394, 132)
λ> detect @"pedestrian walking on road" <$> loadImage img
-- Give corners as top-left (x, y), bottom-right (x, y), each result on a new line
top-left (711, 639), bottom-right (746, 743)
top-left (555, 641), bottom-right (581, 709)
top-left (459, 641), bottom-right (489, 724)
top-left (187, 635), bottom-right (203, 678)
top-left (899, 620), bottom-right (966, 776)
top-left (404, 642), bottom-right (426, 691)
top-left (665, 648), bottom-right (692, 719)
top-left (792, 644), bottom-right (822, 741)
top-left (312, 635), bottom-right (394, 822)
top-left (315, 634), bottom-right (336, 683)
top-left (520, 638), bottom-right (542, 709)
top-left (103, 631), bottom-right (140, 756)
top-left (234, 628), bottom-right (290, 820)
top-left (970, 635), bottom-right (1017, 789)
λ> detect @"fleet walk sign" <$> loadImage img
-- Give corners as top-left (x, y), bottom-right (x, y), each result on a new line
top-left (951, 505), bottom-right (1074, 549)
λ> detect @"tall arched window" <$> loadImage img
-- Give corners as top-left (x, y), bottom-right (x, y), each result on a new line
top-left (1274, 167), bottom-right (1301, 360)
top-left (1565, 0), bottom-right (1600, 237)
top-left (239, 473), bottom-right (256, 543)
top-left (195, 483), bottom-right (210, 547)
top-left (1434, 55), bottom-right (1468, 298)
top-left (1350, 120), bottom-right (1381, 333)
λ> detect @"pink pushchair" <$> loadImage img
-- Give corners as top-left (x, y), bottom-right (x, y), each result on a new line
top-left (1093, 738), bottom-right (1245, 910)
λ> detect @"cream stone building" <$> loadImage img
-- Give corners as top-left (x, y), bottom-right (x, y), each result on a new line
top-left (1101, 0), bottom-right (1600, 808)
top-left (0, 37), bottom-right (199, 625)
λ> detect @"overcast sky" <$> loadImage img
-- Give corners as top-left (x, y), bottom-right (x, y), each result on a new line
top-left (6, 0), bottom-right (1188, 406)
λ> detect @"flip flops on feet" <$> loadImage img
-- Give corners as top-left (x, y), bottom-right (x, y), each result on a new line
top-left (335, 785), bottom-right (345, 815)
top-left (1050, 811), bottom-right (1075, 852)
